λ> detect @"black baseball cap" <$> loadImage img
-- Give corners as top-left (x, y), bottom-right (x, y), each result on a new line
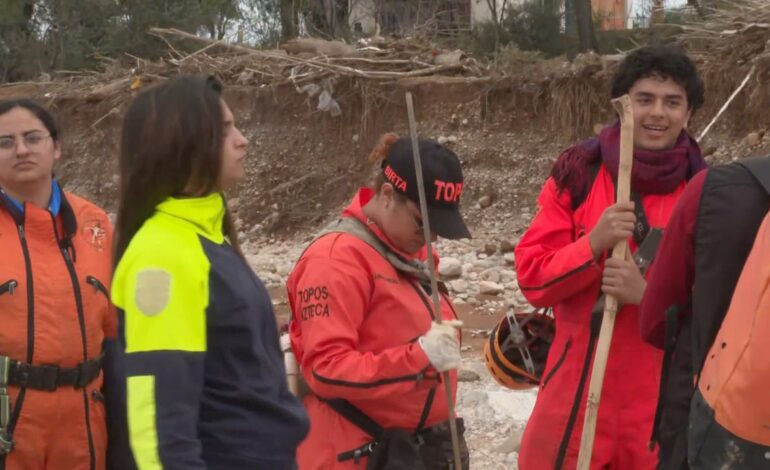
top-left (381, 137), bottom-right (471, 239)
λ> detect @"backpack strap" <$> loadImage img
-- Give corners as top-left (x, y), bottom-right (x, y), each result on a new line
top-left (322, 398), bottom-right (384, 463)
top-left (631, 191), bottom-right (651, 246)
top-left (318, 217), bottom-right (432, 283)
top-left (578, 160), bottom-right (650, 245)
top-left (323, 391), bottom-right (437, 464)
top-left (649, 305), bottom-right (681, 449)
top-left (323, 398), bottom-right (385, 441)
top-left (553, 298), bottom-right (604, 470)
top-left (737, 156), bottom-right (770, 196)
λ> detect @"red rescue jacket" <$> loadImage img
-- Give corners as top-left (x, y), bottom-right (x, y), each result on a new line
top-left (287, 188), bottom-right (460, 470)
top-left (514, 166), bottom-right (684, 470)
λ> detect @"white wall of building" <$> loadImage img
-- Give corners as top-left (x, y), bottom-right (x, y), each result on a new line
top-left (349, 0), bottom-right (379, 36)
top-left (471, 0), bottom-right (526, 28)
top-left (349, 0), bottom-right (528, 36)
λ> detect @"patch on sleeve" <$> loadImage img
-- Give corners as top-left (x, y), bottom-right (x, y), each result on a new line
top-left (134, 269), bottom-right (171, 317)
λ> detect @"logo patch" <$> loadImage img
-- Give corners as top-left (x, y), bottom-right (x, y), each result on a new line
top-left (434, 180), bottom-right (463, 203)
top-left (135, 269), bottom-right (171, 317)
top-left (297, 285), bottom-right (331, 321)
top-left (83, 219), bottom-right (107, 252)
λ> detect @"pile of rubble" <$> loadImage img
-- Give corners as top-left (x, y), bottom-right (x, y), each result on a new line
top-left (457, 358), bottom-right (537, 470)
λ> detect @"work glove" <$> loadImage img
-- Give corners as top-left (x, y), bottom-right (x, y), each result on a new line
top-left (418, 320), bottom-right (463, 372)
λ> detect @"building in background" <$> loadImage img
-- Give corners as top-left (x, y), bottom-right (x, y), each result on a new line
top-left (349, 0), bottom-right (686, 37)
top-left (593, 0), bottom-right (628, 30)
top-left (349, 0), bottom-right (525, 37)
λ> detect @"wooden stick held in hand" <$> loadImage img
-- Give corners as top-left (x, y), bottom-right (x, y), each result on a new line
top-left (576, 94), bottom-right (634, 470)
top-left (405, 92), bottom-right (463, 470)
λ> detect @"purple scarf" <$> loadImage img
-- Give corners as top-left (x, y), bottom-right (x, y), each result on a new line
top-left (551, 122), bottom-right (707, 207)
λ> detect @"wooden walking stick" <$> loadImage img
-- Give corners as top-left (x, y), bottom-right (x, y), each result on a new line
top-left (405, 91), bottom-right (464, 470)
top-left (576, 94), bottom-right (634, 470)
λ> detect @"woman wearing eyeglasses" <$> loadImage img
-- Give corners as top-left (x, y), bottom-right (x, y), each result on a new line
top-left (287, 134), bottom-right (472, 469)
top-left (0, 99), bottom-right (115, 469)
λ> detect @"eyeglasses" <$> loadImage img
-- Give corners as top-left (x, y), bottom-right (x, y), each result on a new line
top-left (0, 132), bottom-right (52, 153)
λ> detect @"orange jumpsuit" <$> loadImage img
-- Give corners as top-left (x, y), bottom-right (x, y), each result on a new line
top-left (0, 187), bottom-right (114, 470)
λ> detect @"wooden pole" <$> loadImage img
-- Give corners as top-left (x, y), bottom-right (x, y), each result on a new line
top-left (697, 65), bottom-right (755, 142)
top-left (576, 94), bottom-right (634, 470)
top-left (405, 92), bottom-right (463, 470)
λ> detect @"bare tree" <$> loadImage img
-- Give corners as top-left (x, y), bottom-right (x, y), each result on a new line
top-left (651, 0), bottom-right (665, 25)
top-left (280, 0), bottom-right (298, 40)
top-left (574, 0), bottom-right (598, 53)
top-left (485, 0), bottom-right (510, 53)
top-left (565, 0), bottom-right (575, 35)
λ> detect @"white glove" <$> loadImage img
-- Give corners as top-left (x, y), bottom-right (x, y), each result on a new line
top-left (418, 320), bottom-right (463, 372)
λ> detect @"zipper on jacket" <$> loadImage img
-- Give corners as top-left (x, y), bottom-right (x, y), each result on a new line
top-left (17, 226), bottom-right (34, 365)
top-left (86, 276), bottom-right (109, 299)
top-left (0, 280), bottom-right (17, 296)
top-left (542, 339), bottom-right (572, 389)
top-left (408, 281), bottom-right (436, 320)
top-left (52, 216), bottom-right (96, 470)
top-left (1, 226), bottom-right (35, 469)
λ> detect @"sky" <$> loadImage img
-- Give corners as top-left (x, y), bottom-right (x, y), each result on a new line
top-left (631, 0), bottom-right (688, 16)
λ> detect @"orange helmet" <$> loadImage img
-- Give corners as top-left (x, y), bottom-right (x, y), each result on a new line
top-left (484, 308), bottom-right (555, 390)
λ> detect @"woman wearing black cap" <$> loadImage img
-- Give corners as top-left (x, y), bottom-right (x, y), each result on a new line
top-left (286, 133), bottom-right (471, 469)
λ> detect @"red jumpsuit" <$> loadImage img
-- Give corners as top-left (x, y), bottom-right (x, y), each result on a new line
top-left (515, 166), bottom-right (684, 469)
top-left (287, 189), bottom-right (461, 470)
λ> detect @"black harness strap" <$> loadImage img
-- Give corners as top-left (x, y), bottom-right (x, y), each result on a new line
top-left (553, 300), bottom-right (604, 470)
top-left (631, 190), bottom-right (650, 246)
top-left (649, 305), bottom-right (681, 449)
top-left (324, 388), bottom-right (438, 464)
top-left (7, 355), bottom-right (104, 392)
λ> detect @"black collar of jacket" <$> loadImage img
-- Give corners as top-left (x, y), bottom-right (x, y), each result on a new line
top-left (0, 181), bottom-right (78, 245)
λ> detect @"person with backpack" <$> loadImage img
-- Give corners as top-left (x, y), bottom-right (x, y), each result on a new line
top-left (639, 156), bottom-right (770, 469)
top-left (0, 99), bottom-right (115, 470)
top-left (513, 45), bottom-right (707, 469)
top-left (108, 75), bottom-right (309, 469)
top-left (286, 133), bottom-right (471, 470)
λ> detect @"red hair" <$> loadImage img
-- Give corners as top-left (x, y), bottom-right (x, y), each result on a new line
top-left (368, 133), bottom-right (399, 164)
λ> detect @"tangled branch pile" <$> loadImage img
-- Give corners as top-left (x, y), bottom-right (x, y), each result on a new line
top-left (680, 0), bottom-right (770, 130)
top-left (0, 27), bottom-right (492, 107)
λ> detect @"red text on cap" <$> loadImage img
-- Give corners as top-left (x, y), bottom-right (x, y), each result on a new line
top-left (434, 180), bottom-right (463, 203)
top-left (384, 165), bottom-right (407, 192)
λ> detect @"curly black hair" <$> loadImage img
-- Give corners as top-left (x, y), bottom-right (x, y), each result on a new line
top-left (611, 45), bottom-right (705, 114)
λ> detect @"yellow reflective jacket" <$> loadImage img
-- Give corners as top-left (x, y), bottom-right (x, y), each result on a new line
top-left (108, 193), bottom-right (308, 470)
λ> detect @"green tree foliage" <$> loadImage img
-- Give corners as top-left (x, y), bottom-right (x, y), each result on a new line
top-left (0, 0), bottom-right (43, 81)
top-left (503, 1), bottom-right (564, 56)
top-left (0, 0), bottom-right (244, 82)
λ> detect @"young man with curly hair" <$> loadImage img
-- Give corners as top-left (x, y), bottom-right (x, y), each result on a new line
top-left (514, 46), bottom-right (707, 470)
